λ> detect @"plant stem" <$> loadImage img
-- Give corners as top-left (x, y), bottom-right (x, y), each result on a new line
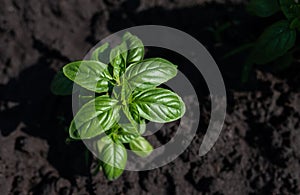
top-left (120, 76), bottom-right (139, 134)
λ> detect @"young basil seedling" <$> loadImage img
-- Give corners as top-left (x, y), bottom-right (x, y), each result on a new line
top-left (51, 32), bottom-right (186, 180)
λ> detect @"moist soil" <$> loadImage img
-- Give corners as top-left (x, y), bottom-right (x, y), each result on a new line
top-left (1, 0), bottom-right (300, 194)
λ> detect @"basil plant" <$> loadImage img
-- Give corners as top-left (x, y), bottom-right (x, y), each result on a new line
top-left (51, 32), bottom-right (186, 180)
top-left (247, 0), bottom-right (300, 65)
top-left (238, 0), bottom-right (300, 81)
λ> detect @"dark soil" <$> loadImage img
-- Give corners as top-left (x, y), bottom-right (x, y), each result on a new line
top-left (1, 0), bottom-right (300, 194)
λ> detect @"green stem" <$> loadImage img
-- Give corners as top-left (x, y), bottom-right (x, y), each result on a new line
top-left (78, 95), bottom-right (93, 99)
top-left (121, 77), bottom-right (127, 106)
top-left (120, 76), bottom-right (139, 134)
top-left (121, 106), bottom-right (139, 134)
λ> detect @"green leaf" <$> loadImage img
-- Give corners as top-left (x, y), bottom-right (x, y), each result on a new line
top-left (101, 138), bottom-right (127, 180)
top-left (251, 20), bottom-right (296, 64)
top-left (51, 70), bottom-right (76, 95)
top-left (91, 42), bottom-right (110, 63)
top-left (129, 104), bottom-right (146, 135)
top-left (117, 104), bottom-right (146, 137)
top-left (280, 0), bottom-right (300, 20)
top-left (247, 0), bottom-right (280, 17)
top-left (78, 88), bottom-right (94, 107)
top-left (110, 42), bottom-right (127, 79)
top-left (129, 103), bottom-right (141, 122)
top-left (118, 105), bottom-right (144, 134)
top-left (120, 78), bottom-right (133, 101)
top-left (290, 17), bottom-right (300, 30)
top-left (119, 120), bottom-right (146, 136)
top-left (93, 135), bottom-right (111, 155)
top-left (131, 88), bottom-right (186, 123)
top-left (69, 96), bottom-right (120, 139)
top-left (117, 129), bottom-right (139, 143)
top-left (129, 137), bottom-right (153, 157)
top-left (117, 118), bottom-right (146, 143)
top-left (122, 32), bottom-right (144, 64)
top-left (63, 61), bottom-right (112, 93)
top-left (125, 58), bottom-right (178, 90)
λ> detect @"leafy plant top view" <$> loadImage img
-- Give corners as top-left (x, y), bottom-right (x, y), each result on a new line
top-left (229, 0), bottom-right (300, 81)
top-left (51, 32), bottom-right (186, 180)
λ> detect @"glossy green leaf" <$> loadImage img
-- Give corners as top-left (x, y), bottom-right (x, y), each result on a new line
top-left (247, 0), bottom-right (280, 17)
top-left (125, 58), bottom-right (178, 90)
top-left (117, 104), bottom-right (144, 134)
top-left (122, 32), bottom-right (144, 64)
top-left (129, 103), bottom-right (141, 122)
top-left (119, 120), bottom-right (146, 135)
top-left (131, 88), bottom-right (186, 123)
top-left (117, 129), bottom-right (139, 143)
top-left (91, 42), bottom-right (110, 64)
top-left (251, 20), bottom-right (296, 64)
top-left (51, 70), bottom-right (76, 95)
top-left (120, 79), bottom-right (133, 102)
top-left (69, 96), bottom-right (120, 139)
top-left (280, 0), bottom-right (300, 20)
top-left (129, 137), bottom-right (153, 157)
top-left (63, 61), bottom-right (112, 93)
top-left (119, 109), bottom-right (146, 135)
top-left (110, 42), bottom-right (127, 79)
top-left (78, 88), bottom-right (94, 107)
top-left (129, 104), bottom-right (146, 135)
top-left (101, 139), bottom-right (127, 180)
top-left (91, 135), bottom-right (111, 156)
top-left (116, 104), bottom-right (146, 137)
